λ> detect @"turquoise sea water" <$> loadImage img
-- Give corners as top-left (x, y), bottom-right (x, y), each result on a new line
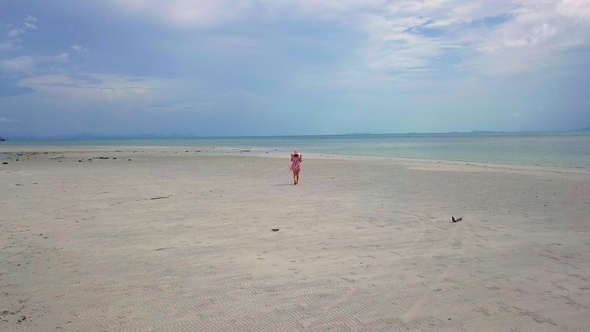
top-left (3, 132), bottom-right (590, 170)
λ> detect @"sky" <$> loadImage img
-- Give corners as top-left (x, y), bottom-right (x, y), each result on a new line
top-left (1, 0), bottom-right (590, 137)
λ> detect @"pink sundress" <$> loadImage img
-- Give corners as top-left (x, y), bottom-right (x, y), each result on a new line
top-left (290, 155), bottom-right (302, 172)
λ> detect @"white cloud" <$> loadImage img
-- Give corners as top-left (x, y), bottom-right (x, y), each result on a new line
top-left (112, 0), bottom-right (395, 28)
top-left (350, 0), bottom-right (590, 76)
top-left (7, 29), bottom-right (20, 37)
top-left (114, 0), bottom-right (252, 28)
top-left (71, 44), bottom-right (88, 52)
top-left (1, 56), bottom-right (35, 74)
top-left (1, 54), bottom-right (69, 75)
top-left (503, 23), bottom-right (558, 48)
top-left (24, 23), bottom-right (38, 29)
top-left (53, 53), bottom-right (69, 63)
top-left (558, 0), bottom-right (590, 19)
top-left (108, 0), bottom-right (590, 78)
top-left (0, 40), bottom-right (21, 52)
top-left (25, 15), bottom-right (38, 22)
top-left (462, 1), bottom-right (590, 74)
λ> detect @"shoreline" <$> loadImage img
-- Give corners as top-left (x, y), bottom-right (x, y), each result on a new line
top-left (2, 144), bottom-right (589, 176)
top-left (2, 130), bottom-right (590, 171)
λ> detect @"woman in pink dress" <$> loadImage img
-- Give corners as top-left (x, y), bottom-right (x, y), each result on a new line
top-left (290, 150), bottom-right (303, 185)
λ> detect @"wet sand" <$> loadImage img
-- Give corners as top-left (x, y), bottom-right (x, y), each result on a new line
top-left (1, 146), bottom-right (589, 331)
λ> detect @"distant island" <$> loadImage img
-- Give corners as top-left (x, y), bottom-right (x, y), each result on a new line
top-left (0, 136), bottom-right (7, 141)
top-left (6, 128), bottom-right (590, 140)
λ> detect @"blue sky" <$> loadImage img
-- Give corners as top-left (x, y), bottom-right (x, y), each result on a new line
top-left (1, 0), bottom-right (589, 137)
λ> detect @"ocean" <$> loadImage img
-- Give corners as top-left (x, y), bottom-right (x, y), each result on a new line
top-left (2, 131), bottom-right (589, 170)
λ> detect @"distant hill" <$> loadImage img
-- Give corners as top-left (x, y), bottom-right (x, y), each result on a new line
top-left (577, 126), bottom-right (590, 131)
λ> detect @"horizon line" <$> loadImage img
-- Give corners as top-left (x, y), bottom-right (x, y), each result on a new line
top-left (3, 128), bottom-right (589, 140)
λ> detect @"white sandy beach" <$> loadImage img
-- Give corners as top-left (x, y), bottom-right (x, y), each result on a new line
top-left (1, 146), bottom-right (589, 331)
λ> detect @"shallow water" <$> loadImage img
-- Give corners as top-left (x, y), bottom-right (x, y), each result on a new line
top-left (3, 131), bottom-right (590, 170)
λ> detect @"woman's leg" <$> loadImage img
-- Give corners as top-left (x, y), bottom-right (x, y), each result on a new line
top-left (293, 171), bottom-right (297, 184)
top-left (295, 170), bottom-right (300, 184)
